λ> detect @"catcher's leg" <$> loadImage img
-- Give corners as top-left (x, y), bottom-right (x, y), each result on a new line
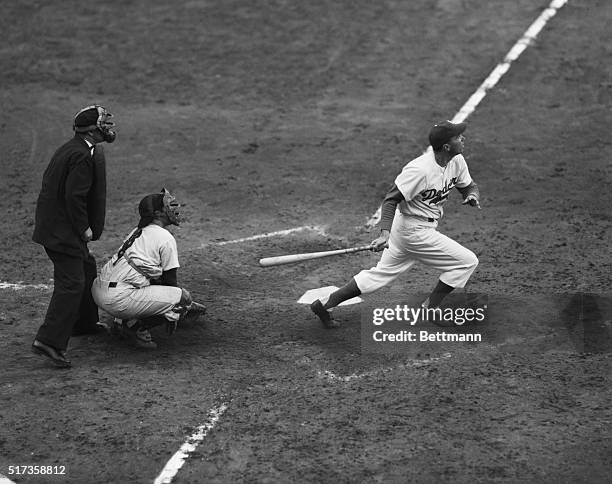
top-left (106, 285), bottom-right (182, 349)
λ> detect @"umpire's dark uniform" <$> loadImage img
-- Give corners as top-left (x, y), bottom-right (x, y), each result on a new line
top-left (33, 134), bottom-right (107, 354)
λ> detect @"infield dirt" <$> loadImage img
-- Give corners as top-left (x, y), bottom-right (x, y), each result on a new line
top-left (1, 1), bottom-right (610, 483)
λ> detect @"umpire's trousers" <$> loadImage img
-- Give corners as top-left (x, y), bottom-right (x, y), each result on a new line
top-left (35, 248), bottom-right (98, 350)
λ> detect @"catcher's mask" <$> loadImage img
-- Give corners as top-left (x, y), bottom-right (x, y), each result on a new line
top-left (139, 188), bottom-right (182, 226)
top-left (161, 188), bottom-right (182, 226)
top-left (73, 105), bottom-right (116, 143)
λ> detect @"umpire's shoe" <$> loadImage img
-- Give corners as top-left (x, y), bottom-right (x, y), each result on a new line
top-left (310, 300), bottom-right (340, 329)
top-left (31, 340), bottom-right (72, 368)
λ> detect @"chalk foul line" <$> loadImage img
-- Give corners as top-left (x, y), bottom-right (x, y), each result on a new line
top-left (317, 353), bottom-right (452, 382)
top-left (365, 0), bottom-right (568, 229)
top-left (153, 402), bottom-right (229, 484)
top-left (0, 281), bottom-right (52, 291)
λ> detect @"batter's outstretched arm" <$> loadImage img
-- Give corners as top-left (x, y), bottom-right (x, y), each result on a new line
top-left (457, 181), bottom-right (481, 208)
top-left (371, 184), bottom-right (405, 251)
top-left (379, 184), bottom-right (405, 232)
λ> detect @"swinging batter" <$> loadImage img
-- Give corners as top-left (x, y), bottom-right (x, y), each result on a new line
top-left (311, 120), bottom-right (481, 328)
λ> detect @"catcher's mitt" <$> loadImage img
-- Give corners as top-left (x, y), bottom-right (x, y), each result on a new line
top-left (188, 301), bottom-right (207, 317)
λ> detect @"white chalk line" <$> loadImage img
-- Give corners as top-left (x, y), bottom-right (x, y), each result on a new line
top-left (365, 0), bottom-right (568, 229)
top-left (0, 282), bottom-right (52, 291)
top-left (206, 225), bottom-right (327, 247)
top-left (153, 402), bottom-right (229, 484)
top-left (317, 353), bottom-right (452, 382)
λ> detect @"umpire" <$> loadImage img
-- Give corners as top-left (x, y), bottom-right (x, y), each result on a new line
top-left (31, 105), bottom-right (116, 368)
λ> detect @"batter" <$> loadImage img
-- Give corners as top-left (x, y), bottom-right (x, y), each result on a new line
top-left (311, 121), bottom-right (481, 328)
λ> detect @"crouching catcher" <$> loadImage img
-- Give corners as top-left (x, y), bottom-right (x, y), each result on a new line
top-left (92, 188), bottom-right (206, 349)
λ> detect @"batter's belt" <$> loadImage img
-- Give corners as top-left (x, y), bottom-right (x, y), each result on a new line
top-left (399, 213), bottom-right (438, 223)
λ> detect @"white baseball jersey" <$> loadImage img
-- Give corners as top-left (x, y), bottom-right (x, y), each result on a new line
top-left (395, 150), bottom-right (472, 220)
top-left (99, 224), bottom-right (180, 287)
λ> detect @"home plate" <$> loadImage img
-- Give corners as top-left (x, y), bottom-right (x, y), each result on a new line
top-left (297, 286), bottom-right (363, 306)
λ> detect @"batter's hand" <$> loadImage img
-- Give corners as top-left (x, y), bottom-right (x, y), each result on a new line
top-left (462, 195), bottom-right (481, 209)
top-left (370, 230), bottom-right (390, 252)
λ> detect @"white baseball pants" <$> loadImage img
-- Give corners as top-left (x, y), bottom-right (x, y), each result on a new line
top-left (92, 278), bottom-right (183, 322)
top-left (354, 214), bottom-right (478, 294)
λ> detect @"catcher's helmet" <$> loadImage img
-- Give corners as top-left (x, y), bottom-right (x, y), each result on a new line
top-left (73, 105), bottom-right (116, 143)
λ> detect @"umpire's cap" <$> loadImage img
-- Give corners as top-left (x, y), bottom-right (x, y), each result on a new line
top-left (429, 121), bottom-right (466, 151)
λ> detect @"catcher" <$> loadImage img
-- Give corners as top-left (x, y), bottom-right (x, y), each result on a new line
top-left (91, 188), bottom-right (205, 349)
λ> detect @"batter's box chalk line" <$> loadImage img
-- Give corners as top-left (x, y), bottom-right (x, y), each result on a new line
top-left (317, 353), bottom-right (452, 383)
top-left (207, 225), bottom-right (328, 247)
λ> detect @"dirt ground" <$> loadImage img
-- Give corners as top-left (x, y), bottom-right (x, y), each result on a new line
top-left (1, 0), bottom-right (610, 483)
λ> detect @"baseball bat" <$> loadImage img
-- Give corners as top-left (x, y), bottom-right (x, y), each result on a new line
top-left (259, 245), bottom-right (372, 267)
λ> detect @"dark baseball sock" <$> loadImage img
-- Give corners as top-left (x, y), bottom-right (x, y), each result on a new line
top-left (323, 278), bottom-right (361, 309)
top-left (426, 280), bottom-right (455, 308)
top-left (139, 315), bottom-right (168, 330)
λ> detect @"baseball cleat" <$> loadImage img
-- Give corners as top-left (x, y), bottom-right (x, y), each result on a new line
top-left (112, 319), bottom-right (157, 348)
top-left (132, 328), bottom-right (158, 349)
top-left (310, 300), bottom-right (340, 329)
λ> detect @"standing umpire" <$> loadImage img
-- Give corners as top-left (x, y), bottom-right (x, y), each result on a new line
top-left (31, 105), bottom-right (116, 368)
